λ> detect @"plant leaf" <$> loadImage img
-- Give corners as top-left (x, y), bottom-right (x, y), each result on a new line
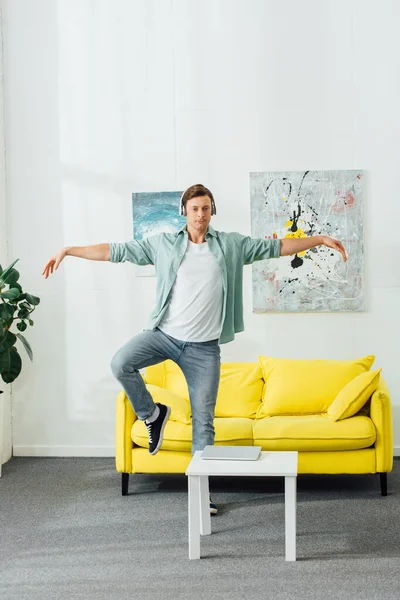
top-left (5, 269), bottom-right (20, 287)
top-left (1, 287), bottom-right (21, 300)
top-left (0, 348), bottom-right (11, 373)
top-left (25, 294), bottom-right (40, 306)
top-left (17, 321), bottom-right (27, 332)
top-left (19, 302), bottom-right (32, 311)
top-left (0, 304), bottom-right (15, 322)
top-left (1, 347), bottom-right (22, 383)
top-left (0, 331), bottom-right (17, 353)
top-left (16, 333), bottom-right (33, 361)
top-left (0, 259), bottom-right (19, 286)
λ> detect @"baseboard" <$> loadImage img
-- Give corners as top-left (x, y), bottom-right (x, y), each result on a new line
top-left (11, 445), bottom-right (400, 458)
top-left (13, 446), bottom-right (115, 457)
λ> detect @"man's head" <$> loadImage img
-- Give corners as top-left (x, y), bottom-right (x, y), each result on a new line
top-left (180, 184), bottom-right (216, 233)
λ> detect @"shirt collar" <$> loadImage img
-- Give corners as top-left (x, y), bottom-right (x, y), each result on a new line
top-left (177, 224), bottom-right (217, 238)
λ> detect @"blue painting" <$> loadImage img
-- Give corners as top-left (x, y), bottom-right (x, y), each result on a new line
top-left (132, 191), bottom-right (186, 276)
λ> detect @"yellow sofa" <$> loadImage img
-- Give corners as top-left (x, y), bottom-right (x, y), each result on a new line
top-left (115, 355), bottom-right (393, 496)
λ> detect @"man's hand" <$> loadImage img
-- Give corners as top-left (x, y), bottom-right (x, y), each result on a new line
top-left (42, 247), bottom-right (68, 279)
top-left (42, 244), bottom-right (111, 277)
top-left (321, 236), bottom-right (347, 262)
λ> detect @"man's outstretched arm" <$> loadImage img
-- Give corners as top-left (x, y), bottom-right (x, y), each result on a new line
top-left (42, 244), bottom-right (110, 278)
top-left (240, 233), bottom-right (347, 264)
top-left (280, 235), bottom-right (347, 262)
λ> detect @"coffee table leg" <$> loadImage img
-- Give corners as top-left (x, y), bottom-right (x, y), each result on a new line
top-left (188, 475), bottom-right (201, 559)
top-left (199, 475), bottom-right (211, 535)
top-left (285, 475), bottom-right (297, 561)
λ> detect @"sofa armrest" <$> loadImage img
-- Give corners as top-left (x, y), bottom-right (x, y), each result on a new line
top-left (370, 377), bottom-right (393, 473)
top-left (115, 390), bottom-right (137, 474)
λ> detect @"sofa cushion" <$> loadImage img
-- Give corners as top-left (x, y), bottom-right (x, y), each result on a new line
top-left (132, 419), bottom-right (192, 452)
top-left (253, 415), bottom-right (376, 451)
top-left (214, 417), bottom-right (254, 443)
top-left (143, 362), bottom-right (165, 387)
top-left (327, 369), bottom-right (382, 421)
top-left (163, 360), bottom-right (190, 400)
top-left (132, 417), bottom-right (254, 452)
top-left (146, 360), bottom-right (263, 419)
top-left (257, 355), bottom-right (375, 417)
top-left (146, 384), bottom-right (191, 424)
top-left (215, 363), bottom-right (263, 418)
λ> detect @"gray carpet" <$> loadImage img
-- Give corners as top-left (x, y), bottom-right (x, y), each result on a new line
top-left (0, 457), bottom-right (399, 600)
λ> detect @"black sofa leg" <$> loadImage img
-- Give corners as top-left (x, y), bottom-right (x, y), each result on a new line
top-left (122, 473), bottom-right (129, 496)
top-left (379, 473), bottom-right (387, 496)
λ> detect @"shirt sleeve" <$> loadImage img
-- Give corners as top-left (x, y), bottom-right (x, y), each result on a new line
top-left (240, 235), bottom-right (281, 265)
top-left (109, 235), bottom-right (159, 265)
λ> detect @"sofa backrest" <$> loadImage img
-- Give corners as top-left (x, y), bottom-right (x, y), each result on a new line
top-left (145, 354), bottom-right (376, 418)
top-left (257, 355), bottom-right (375, 416)
top-left (145, 360), bottom-right (263, 418)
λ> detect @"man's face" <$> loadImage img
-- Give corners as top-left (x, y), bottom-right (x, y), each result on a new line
top-left (185, 195), bottom-right (212, 231)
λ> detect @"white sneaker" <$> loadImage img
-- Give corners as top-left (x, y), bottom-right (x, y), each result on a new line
top-left (209, 494), bottom-right (218, 516)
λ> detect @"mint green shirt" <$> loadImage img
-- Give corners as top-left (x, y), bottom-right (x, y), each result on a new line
top-left (110, 225), bottom-right (280, 344)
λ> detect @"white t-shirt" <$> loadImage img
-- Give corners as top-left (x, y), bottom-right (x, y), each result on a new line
top-left (159, 240), bottom-right (223, 342)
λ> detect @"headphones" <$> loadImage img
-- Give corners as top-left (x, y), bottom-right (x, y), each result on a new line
top-left (179, 188), bottom-right (217, 216)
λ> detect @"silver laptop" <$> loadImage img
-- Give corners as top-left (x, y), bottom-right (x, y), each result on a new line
top-left (200, 445), bottom-right (262, 461)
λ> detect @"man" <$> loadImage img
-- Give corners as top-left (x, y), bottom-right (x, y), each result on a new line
top-left (42, 183), bottom-right (347, 514)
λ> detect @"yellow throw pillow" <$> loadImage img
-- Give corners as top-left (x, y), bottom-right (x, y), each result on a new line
top-left (258, 355), bottom-right (375, 416)
top-left (327, 368), bottom-right (382, 421)
top-left (146, 384), bottom-right (191, 424)
top-left (163, 361), bottom-right (190, 399)
top-left (144, 363), bottom-right (166, 387)
top-left (215, 363), bottom-right (263, 418)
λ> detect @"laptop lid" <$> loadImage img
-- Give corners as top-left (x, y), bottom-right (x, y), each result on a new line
top-left (200, 445), bottom-right (262, 461)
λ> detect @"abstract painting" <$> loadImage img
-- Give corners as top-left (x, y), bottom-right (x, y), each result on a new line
top-left (132, 191), bottom-right (186, 276)
top-left (250, 170), bottom-right (364, 312)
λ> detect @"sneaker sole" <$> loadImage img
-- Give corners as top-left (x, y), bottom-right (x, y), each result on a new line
top-left (210, 507), bottom-right (218, 516)
top-left (149, 406), bottom-right (171, 455)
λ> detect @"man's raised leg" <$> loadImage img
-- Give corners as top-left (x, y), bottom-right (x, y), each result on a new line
top-left (110, 329), bottom-right (177, 453)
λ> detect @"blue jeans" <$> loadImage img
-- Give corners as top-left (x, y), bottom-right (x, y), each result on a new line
top-left (110, 328), bottom-right (221, 454)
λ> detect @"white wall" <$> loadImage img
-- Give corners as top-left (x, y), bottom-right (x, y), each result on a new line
top-left (0, 0), bottom-right (12, 466)
top-left (3, 0), bottom-right (400, 457)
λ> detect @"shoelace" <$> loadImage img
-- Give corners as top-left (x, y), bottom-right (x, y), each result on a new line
top-left (145, 422), bottom-right (153, 444)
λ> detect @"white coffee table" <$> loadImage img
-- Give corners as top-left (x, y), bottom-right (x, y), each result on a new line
top-left (186, 450), bottom-right (298, 561)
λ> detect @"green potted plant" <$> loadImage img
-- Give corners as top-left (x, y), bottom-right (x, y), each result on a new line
top-left (0, 259), bottom-right (40, 393)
